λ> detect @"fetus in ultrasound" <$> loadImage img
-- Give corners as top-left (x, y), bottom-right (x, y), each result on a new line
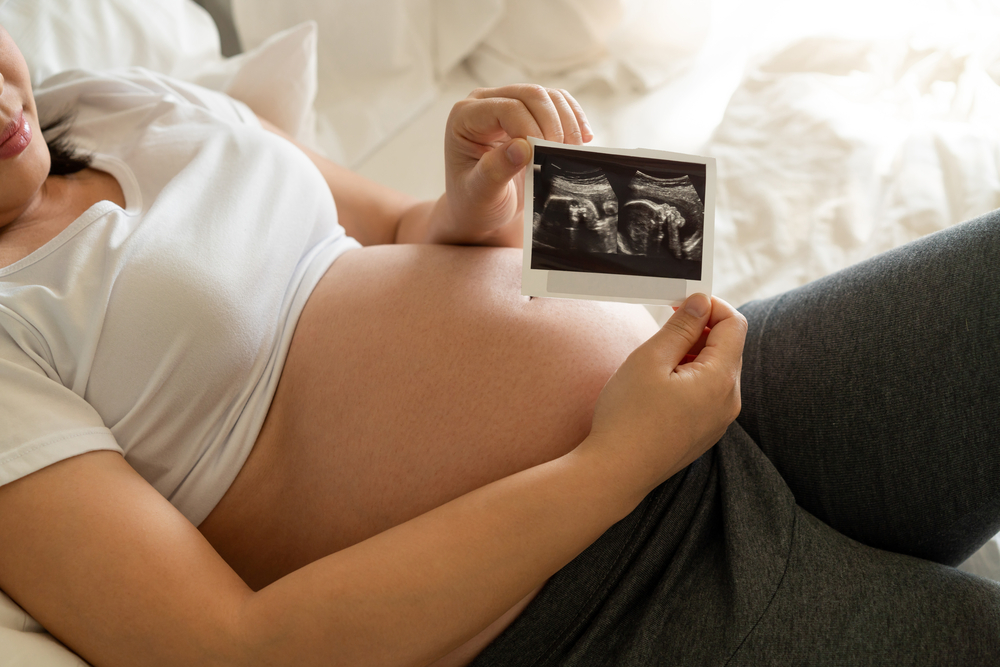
top-left (534, 167), bottom-right (618, 254)
top-left (618, 171), bottom-right (704, 261)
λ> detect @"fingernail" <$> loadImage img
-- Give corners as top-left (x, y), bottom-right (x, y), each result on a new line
top-left (684, 293), bottom-right (710, 318)
top-left (506, 139), bottom-right (528, 166)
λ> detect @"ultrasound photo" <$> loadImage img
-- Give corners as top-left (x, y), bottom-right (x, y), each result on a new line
top-left (533, 163), bottom-right (618, 254)
top-left (530, 144), bottom-right (707, 281)
top-left (618, 171), bottom-right (703, 262)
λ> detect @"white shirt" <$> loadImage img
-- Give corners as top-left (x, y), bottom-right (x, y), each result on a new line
top-left (0, 68), bottom-right (360, 525)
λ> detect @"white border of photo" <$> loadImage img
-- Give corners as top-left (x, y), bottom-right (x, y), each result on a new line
top-left (521, 137), bottom-right (716, 307)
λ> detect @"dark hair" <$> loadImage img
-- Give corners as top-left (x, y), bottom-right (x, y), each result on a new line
top-left (40, 111), bottom-right (93, 176)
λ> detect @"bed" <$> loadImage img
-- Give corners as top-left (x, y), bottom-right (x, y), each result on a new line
top-left (2, 0), bottom-right (999, 663)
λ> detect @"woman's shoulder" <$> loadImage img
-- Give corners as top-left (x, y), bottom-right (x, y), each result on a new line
top-left (34, 67), bottom-right (260, 151)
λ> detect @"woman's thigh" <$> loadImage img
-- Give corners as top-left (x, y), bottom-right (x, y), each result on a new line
top-left (729, 507), bottom-right (1000, 666)
top-left (199, 243), bottom-right (658, 590)
top-left (736, 210), bottom-right (1000, 565)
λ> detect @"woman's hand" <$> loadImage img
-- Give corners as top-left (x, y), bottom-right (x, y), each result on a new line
top-left (431, 85), bottom-right (594, 246)
top-left (580, 293), bottom-right (748, 502)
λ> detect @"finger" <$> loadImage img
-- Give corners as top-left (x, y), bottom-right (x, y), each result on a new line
top-left (643, 292), bottom-right (713, 370)
top-left (547, 89), bottom-right (584, 145)
top-left (469, 137), bottom-right (532, 194)
top-left (670, 304), bottom-right (711, 360)
top-left (452, 97), bottom-right (544, 149)
top-left (680, 326), bottom-right (712, 360)
top-left (689, 297), bottom-right (748, 374)
top-left (557, 88), bottom-right (594, 143)
top-left (704, 296), bottom-right (742, 331)
top-left (675, 298), bottom-right (743, 327)
top-left (468, 85), bottom-right (565, 143)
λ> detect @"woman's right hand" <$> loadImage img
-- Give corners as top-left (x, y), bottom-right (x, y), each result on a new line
top-left (581, 293), bottom-right (747, 500)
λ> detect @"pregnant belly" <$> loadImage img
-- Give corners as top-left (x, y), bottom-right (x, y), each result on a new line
top-left (198, 243), bottom-right (657, 664)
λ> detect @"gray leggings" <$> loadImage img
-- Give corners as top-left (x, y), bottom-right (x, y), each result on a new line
top-left (471, 210), bottom-right (1000, 666)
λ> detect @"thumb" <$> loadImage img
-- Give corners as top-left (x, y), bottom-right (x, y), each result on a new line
top-left (471, 138), bottom-right (531, 192)
top-left (647, 293), bottom-right (712, 369)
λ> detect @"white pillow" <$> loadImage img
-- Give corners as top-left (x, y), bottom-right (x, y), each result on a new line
top-left (468, 0), bottom-right (711, 92)
top-left (0, 0), bottom-right (223, 85)
top-left (0, 0), bottom-right (319, 144)
top-left (192, 21), bottom-right (319, 145)
top-left (479, 0), bottom-right (625, 77)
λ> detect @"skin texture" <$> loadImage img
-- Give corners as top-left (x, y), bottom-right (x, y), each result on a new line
top-left (0, 24), bottom-right (747, 667)
top-left (198, 243), bottom-right (660, 665)
top-left (0, 24), bottom-right (49, 230)
top-left (0, 24), bottom-right (125, 267)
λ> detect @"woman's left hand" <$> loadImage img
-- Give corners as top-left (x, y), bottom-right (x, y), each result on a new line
top-left (436, 85), bottom-right (593, 246)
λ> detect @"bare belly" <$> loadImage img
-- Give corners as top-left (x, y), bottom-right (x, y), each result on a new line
top-left (197, 243), bottom-right (657, 665)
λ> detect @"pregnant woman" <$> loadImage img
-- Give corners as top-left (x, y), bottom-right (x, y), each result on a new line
top-left (1, 23), bottom-right (998, 667)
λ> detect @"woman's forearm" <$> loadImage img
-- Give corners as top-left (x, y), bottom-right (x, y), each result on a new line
top-left (256, 115), bottom-right (522, 248)
top-left (236, 443), bottom-right (642, 667)
top-left (395, 195), bottom-right (523, 248)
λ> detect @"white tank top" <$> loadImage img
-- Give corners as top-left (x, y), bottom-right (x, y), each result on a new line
top-left (0, 68), bottom-right (360, 525)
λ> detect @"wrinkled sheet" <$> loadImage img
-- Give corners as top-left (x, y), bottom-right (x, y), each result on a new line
top-left (710, 34), bottom-right (1000, 306)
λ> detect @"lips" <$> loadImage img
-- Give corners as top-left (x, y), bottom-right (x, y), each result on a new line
top-left (0, 110), bottom-right (23, 145)
top-left (0, 110), bottom-right (31, 160)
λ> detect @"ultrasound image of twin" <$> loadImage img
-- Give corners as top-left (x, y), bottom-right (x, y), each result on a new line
top-left (532, 162), bottom-right (704, 262)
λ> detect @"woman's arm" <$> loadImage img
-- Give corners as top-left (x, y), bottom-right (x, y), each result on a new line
top-left (258, 85), bottom-right (593, 248)
top-left (0, 450), bottom-right (251, 666)
top-left (0, 295), bottom-right (744, 667)
top-left (0, 447), bottom-right (624, 667)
